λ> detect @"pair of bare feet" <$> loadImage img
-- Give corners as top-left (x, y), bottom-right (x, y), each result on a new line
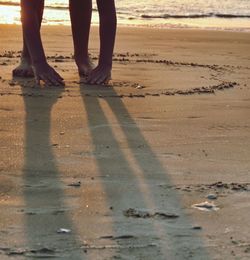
top-left (76, 58), bottom-right (112, 85)
top-left (12, 56), bottom-right (111, 86)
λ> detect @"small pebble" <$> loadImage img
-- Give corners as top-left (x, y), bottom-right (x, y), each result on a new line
top-left (57, 228), bottom-right (71, 234)
top-left (68, 181), bottom-right (81, 187)
top-left (206, 194), bottom-right (217, 200)
top-left (192, 226), bottom-right (202, 230)
top-left (9, 82), bottom-right (16, 86)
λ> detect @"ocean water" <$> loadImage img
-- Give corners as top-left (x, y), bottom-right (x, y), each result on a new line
top-left (0, 0), bottom-right (250, 31)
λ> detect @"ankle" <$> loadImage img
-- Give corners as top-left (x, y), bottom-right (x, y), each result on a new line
top-left (98, 61), bottom-right (112, 69)
top-left (21, 55), bottom-right (31, 64)
top-left (75, 53), bottom-right (90, 64)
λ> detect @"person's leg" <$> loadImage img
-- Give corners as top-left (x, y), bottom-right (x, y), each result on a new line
top-left (15, 0), bottom-right (64, 86)
top-left (87, 0), bottom-right (117, 84)
top-left (69, 0), bottom-right (93, 76)
top-left (13, 1), bottom-right (44, 77)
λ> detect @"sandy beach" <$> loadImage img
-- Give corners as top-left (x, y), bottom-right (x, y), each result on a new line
top-left (0, 24), bottom-right (250, 259)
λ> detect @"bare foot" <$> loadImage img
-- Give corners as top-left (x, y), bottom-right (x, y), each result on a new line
top-left (12, 57), bottom-right (34, 77)
top-left (76, 58), bottom-right (94, 77)
top-left (86, 64), bottom-right (111, 85)
top-left (33, 62), bottom-right (65, 87)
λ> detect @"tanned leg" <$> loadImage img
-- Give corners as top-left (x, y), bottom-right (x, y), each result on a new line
top-left (13, 2), bottom-right (44, 78)
top-left (69, 0), bottom-right (93, 77)
top-left (87, 0), bottom-right (117, 85)
top-left (14, 0), bottom-right (64, 86)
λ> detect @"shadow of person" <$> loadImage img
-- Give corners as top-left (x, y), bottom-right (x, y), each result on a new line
top-left (80, 84), bottom-right (210, 260)
top-left (15, 78), bottom-right (84, 259)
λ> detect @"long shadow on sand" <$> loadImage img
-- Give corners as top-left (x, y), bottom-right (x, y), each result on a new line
top-left (20, 83), bottom-right (83, 259)
top-left (80, 85), bottom-right (210, 260)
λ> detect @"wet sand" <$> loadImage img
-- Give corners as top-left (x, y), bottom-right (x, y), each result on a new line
top-left (0, 24), bottom-right (250, 259)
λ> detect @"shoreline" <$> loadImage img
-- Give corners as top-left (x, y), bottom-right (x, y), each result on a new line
top-left (0, 23), bottom-right (250, 34)
top-left (1, 23), bottom-right (250, 33)
top-left (0, 18), bottom-right (250, 33)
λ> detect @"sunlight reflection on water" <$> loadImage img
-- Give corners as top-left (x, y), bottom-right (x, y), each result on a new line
top-left (0, 3), bottom-right (250, 31)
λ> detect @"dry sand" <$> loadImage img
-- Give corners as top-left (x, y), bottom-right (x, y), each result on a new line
top-left (0, 24), bottom-right (250, 259)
